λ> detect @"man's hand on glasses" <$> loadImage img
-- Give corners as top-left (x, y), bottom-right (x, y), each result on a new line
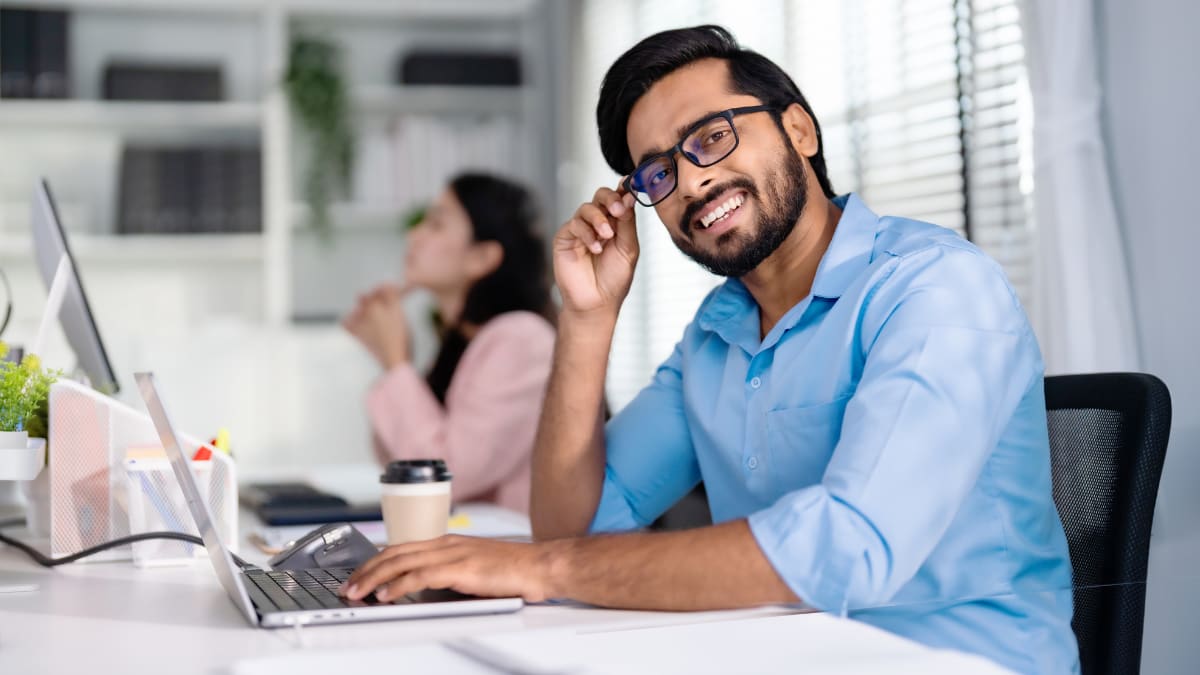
top-left (553, 183), bottom-right (639, 322)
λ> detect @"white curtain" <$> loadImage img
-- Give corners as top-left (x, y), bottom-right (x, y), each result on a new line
top-left (1019, 0), bottom-right (1141, 373)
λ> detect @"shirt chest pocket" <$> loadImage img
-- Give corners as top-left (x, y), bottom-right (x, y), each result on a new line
top-left (765, 396), bottom-right (851, 493)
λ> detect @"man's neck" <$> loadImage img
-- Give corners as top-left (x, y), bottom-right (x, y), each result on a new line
top-left (741, 196), bottom-right (842, 338)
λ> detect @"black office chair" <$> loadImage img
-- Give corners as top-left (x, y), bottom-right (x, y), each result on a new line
top-left (1045, 373), bottom-right (1171, 675)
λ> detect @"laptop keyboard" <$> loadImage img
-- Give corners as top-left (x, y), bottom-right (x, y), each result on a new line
top-left (243, 567), bottom-right (385, 612)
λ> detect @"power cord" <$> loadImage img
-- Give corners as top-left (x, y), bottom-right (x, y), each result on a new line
top-left (0, 517), bottom-right (257, 569)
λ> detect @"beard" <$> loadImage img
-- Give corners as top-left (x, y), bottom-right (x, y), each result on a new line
top-left (671, 143), bottom-right (808, 278)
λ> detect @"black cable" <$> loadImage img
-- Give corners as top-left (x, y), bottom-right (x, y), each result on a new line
top-left (0, 518), bottom-right (257, 570)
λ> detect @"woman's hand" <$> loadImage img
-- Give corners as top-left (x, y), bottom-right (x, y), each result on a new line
top-left (552, 183), bottom-right (639, 323)
top-left (342, 283), bottom-right (412, 370)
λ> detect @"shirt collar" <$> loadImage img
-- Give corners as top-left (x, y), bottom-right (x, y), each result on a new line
top-left (696, 193), bottom-right (880, 347)
top-left (811, 193), bottom-right (880, 300)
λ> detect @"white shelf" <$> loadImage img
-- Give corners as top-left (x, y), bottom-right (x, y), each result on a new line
top-left (0, 233), bottom-right (264, 264)
top-left (289, 202), bottom-right (410, 232)
top-left (352, 85), bottom-right (522, 116)
top-left (0, 100), bottom-right (262, 132)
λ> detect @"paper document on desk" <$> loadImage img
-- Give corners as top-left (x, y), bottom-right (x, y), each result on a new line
top-left (449, 612), bottom-right (1017, 674)
top-left (232, 644), bottom-right (495, 675)
top-left (231, 611), bottom-right (1013, 674)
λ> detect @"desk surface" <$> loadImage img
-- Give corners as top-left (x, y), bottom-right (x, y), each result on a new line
top-left (0, 506), bottom-right (1010, 674)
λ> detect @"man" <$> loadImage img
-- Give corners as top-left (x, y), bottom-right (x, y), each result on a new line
top-left (344, 25), bottom-right (1078, 673)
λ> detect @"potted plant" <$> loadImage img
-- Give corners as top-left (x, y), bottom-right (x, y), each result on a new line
top-left (0, 343), bottom-right (56, 448)
top-left (284, 35), bottom-right (355, 241)
top-left (0, 342), bottom-right (59, 534)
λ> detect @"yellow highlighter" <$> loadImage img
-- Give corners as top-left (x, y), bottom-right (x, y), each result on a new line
top-left (213, 428), bottom-right (231, 455)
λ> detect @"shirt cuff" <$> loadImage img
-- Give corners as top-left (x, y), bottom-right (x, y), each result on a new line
top-left (748, 486), bottom-right (862, 613)
top-left (588, 470), bottom-right (643, 534)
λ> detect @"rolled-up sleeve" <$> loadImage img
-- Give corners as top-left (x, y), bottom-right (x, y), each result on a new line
top-left (590, 341), bottom-right (700, 533)
top-left (748, 247), bottom-right (1040, 612)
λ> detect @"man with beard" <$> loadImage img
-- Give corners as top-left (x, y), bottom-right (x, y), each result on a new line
top-left (343, 25), bottom-right (1078, 674)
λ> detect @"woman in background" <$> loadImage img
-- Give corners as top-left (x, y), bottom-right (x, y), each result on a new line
top-left (343, 173), bottom-right (555, 514)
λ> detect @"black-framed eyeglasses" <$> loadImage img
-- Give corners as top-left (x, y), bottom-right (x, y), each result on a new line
top-left (623, 104), bottom-right (776, 207)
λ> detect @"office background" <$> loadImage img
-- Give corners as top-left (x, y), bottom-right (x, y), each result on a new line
top-left (0, 0), bottom-right (1195, 671)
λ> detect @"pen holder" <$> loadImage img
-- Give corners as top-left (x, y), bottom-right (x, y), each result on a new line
top-left (123, 457), bottom-right (211, 567)
top-left (47, 379), bottom-right (238, 564)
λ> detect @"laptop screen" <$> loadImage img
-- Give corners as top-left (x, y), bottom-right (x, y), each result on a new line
top-left (135, 371), bottom-right (258, 625)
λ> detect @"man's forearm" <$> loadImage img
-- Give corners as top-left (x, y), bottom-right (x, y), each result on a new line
top-left (530, 314), bottom-right (615, 539)
top-left (541, 520), bottom-right (799, 611)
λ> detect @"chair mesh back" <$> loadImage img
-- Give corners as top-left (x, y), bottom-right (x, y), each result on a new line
top-left (1045, 374), bottom-right (1171, 675)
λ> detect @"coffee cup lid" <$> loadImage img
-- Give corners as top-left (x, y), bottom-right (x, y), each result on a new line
top-left (381, 459), bottom-right (452, 484)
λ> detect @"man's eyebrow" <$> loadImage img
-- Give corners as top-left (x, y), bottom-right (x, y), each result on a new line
top-left (633, 109), bottom-right (724, 168)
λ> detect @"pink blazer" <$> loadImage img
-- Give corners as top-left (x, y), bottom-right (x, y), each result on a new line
top-left (368, 311), bottom-right (555, 514)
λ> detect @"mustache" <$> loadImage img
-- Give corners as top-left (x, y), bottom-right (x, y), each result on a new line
top-left (678, 178), bottom-right (759, 238)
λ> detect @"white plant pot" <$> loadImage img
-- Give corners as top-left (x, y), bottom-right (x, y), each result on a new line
top-left (0, 433), bottom-right (29, 509)
top-left (0, 430), bottom-right (29, 450)
top-left (0, 436), bottom-right (48, 536)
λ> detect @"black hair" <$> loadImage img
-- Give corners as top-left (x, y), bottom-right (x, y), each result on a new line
top-left (425, 173), bottom-right (554, 404)
top-left (596, 25), bottom-right (835, 199)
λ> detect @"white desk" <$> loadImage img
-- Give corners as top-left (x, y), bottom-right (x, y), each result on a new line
top-left (0, 507), bottom-right (1011, 674)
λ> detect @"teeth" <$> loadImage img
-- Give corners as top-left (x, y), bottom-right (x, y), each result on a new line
top-left (699, 194), bottom-right (745, 228)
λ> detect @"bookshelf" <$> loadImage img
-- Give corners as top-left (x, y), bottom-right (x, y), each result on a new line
top-left (0, 0), bottom-right (569, 472)
top-left (0, 0), bottom-right (564, 326)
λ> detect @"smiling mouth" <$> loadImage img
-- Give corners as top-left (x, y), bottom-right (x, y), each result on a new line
top-left (696, 193), bottom-right (746, 230)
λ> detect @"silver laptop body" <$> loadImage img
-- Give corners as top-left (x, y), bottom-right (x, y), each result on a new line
top-left (135, 371), bottom-right (523, 628)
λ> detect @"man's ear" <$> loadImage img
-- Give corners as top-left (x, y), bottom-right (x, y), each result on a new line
top-left (468, 240), bottom-right (504, 280)
top-left (781, 102), bottom-right (820, 160)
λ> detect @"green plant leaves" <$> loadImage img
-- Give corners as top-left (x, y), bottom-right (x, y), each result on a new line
top-left (285, 35), bottom-right (355, 241)
top-left (0, 352), bottom-right (59, 434)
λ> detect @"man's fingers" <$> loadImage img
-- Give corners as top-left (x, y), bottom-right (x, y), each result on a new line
top-left (609, 180), bottom-right (639, 256)
top-left (577, 203), bottom-right (616, 241)
top-left (561, 216), bottom-right (604, 255)
top-left (376, 561), bottom-right (466, 601)
top-left (349, 547), bottom-right (464, 601)
top-left (554, 184), bottom-right (641, 260)
top-left (593, 186), bottom-right (629, 222)
top-left (352, 536), bottom-right (457, 576)
top-left (342, 537), bottom-right (461, 597)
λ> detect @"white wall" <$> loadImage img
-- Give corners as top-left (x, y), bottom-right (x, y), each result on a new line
top-left (1097, 0), bottom-right (1200, 671)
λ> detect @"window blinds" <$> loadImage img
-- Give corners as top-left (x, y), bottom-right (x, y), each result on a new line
top-left (574, 0), bottom-right (1032, 410)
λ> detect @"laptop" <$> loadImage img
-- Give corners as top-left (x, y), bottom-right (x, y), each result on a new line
top-left (134, 371), bottom-right (523, 628)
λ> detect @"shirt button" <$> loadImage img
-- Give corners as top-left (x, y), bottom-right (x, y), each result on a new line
top-left (750, 376), bottom-right (762, 389)
top-left (747, 456), bottom-right (759, 469)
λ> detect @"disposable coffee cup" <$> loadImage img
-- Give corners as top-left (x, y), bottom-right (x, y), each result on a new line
top-left (380, 459), bottom-right (452, 545)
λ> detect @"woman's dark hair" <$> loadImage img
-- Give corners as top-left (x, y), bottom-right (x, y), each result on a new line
top-left (425, 173), bottom-right (553, 403)
top-left (596, 25), bottom-right (835, 199)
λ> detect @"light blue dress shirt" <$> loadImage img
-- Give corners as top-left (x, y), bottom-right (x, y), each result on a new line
top-left (592, 194), bottom-right (1079, 674)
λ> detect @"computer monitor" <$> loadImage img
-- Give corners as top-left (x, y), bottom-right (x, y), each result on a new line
top-left (30, 179), bottom-right (119, 394)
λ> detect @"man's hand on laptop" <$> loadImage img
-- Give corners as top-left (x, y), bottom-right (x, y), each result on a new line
top-left (339, 535), bottom-right (558, 603)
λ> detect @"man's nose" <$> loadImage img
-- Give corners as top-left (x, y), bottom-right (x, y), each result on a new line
top-left (674, 158), bottom-right (717, 202)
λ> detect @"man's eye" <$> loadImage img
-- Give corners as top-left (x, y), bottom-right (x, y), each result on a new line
top-left (649, 167), bottom-right (673, 186)
top-left (704, 129), bottom-right (729, 146)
